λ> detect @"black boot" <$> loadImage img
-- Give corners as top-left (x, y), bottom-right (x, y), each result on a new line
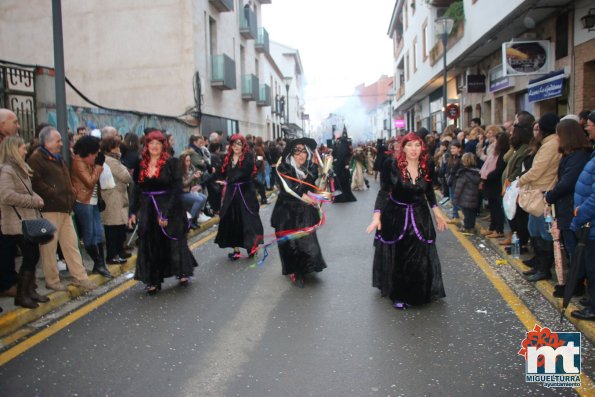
top-left (86, 245), bottom-right (114, 279)
top-left (28, 273), bottom-right (49, 303)
top-left (14, 271), bottom-right (38, 309)
top-left (526, 238), bottom-right (552, 282)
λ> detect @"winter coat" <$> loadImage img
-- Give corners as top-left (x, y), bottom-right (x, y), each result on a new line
top-left (453, 167), bottom-right (481, 209)
top-left (502, 144), bottom-right (529, 184)
top-left (443, 154), bottom-right (462, 187)
top-left (101, 155), bottom-right (133, 226)
top-left (545, 150), bottom-right (591, 230)
top-left (518, 134), bottom-right (562, 191)
top-left (0, 162), bottom-right (44, 235)
top-left (71, 155), bottom-right (103, 204)
top-left (570, 153), bottom-right (595, 240)
top-left (28, 147), bottom-right (76, 213)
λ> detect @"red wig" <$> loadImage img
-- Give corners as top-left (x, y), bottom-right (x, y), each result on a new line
top-left (139, 130), bottom-right (170, 182)
top-left (221, 134), bottom-right (255, 176)
top-left (397, 132), bottom-right (431, 182)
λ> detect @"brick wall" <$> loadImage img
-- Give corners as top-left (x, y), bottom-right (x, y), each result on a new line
top-left (574, 39), bottom-right (595, 112)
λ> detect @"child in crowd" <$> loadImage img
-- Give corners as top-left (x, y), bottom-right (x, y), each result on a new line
top-left (442, 140), bottom-right (462, 223)
top-left (453, 153), bottom-right (481, 233)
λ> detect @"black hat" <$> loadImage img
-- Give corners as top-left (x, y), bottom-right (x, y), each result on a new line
top-left (415, 127), bottom-right (430, 140)
top-left (538, 112), bottom-right (560, 135)
top-left (281, 137), bottom-right (317, 159)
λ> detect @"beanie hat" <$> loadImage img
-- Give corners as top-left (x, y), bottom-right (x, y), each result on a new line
top-left (538, 113), bottom-right (560, 136)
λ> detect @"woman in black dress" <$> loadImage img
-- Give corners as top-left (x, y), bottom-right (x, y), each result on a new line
top-left (271, 138), bottom-right (327, 287)
top-left (129, 130), bottom-right (198, 294)
top-left (214, 134), bottom-right (264, 260)
top-left (367, 132), bottom-right (447, 309)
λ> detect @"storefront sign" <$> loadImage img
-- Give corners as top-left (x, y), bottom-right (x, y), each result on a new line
top-left (502, 41), bottom-right (551, 76)
top-left (394, 119), bottom-right (405, 128)
top-left (467, 75), bottom-right (486, 93)
top-left (489, 65), bottom-right (511, 92)
top-left (528, 70), bottom-right (565, 103)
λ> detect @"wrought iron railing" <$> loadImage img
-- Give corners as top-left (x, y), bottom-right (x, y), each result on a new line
top-left (0, 64), bottom-right (36, 143)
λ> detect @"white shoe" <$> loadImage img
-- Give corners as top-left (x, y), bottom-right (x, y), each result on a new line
top-left (57, 260), bottom-right (67, 271)
top-left (197, 213), bottom-right (212, 223)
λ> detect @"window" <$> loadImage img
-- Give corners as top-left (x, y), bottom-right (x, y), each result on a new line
top-left (411, 0), bottom-right (415, 15)
top-left (404, 2), bottom-right (408, 30)
top-left (412, 37), bottom-right (417, 72)
top-left (555, 12), bottom-right (569, 59)
top-left (406, 51), bottom-right (410, 81)
top-left (422, 21), bottom-right (428, 62)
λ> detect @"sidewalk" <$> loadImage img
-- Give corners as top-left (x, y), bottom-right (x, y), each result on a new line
top-left (0, 216), bottom-right (220, 345)
top-left (438, 196), bottom-right (595, 344)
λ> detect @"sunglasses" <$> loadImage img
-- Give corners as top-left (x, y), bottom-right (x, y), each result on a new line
top-left (232, 141), bottom-right (243, 147)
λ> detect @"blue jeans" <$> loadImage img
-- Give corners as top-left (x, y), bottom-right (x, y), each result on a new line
top-left (528, 214), bottom-right (553, 241)
top-left (264, 161), bottom-right (271, 188)
top-left (73, 202), bottom-right (104, 246)
top-left (181, 191), bottom-right (207, 218)
top-left (449, 186), bottom-right (459, 218)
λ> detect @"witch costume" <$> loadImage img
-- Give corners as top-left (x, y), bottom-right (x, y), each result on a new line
top-left (131, 157), bottom-right (198, 287)
top-left (271, 138), bottom-right (327, 282)
top-left (372, 158), bottom-right (446, 306)
top-left (332, 127), bottom-right (357, 203)
top-left (214, 152), bottom-right (264, 253)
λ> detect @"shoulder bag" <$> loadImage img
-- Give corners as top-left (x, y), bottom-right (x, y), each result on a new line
top-left (11, 172), bottom-right (56, 244)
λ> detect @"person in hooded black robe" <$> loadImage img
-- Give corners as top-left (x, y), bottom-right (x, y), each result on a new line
top-left (271, 138), bottom-right (327, 287)
top-left (332, 127), bottom-right (357, 203)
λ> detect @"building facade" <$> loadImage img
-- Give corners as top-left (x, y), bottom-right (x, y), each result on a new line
top-left (0, 0), bottom-right (305, 144)
top-left (388, 0), bottom-right (595, 133)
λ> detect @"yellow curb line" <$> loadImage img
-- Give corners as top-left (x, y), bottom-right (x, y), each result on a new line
top-left (474, 223), bottom-right (595, 345)
top-left (443, 210), bottom-right (594, 396)
top-left (0, 223), bottom-right (222, 366)
top-left (0, 279), bottom-right (138, 367)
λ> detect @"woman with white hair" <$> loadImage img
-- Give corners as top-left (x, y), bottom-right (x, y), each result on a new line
top-left (271, 138), bottom-right (327, 287)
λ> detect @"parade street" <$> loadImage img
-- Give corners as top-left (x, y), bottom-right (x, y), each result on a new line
top-left (0, 181), bottom-right (593, 397)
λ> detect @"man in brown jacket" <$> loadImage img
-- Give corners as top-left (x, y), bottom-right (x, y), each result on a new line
top-left (27, 126), bottom-right (96, 291)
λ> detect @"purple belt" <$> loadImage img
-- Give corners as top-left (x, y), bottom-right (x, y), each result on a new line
top-left (142, 190), bottom-right (179, 240)
top-left (229, 181), bottom-right (257, 216)
top-left (374, 195), bottom-right (434, 244)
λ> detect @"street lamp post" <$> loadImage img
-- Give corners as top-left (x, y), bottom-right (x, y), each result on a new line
top-left (435, 17), bottom-right (454, 132)
top-left (283, 76), bottom-right (293, 126)
top-left (387, 89), bottom-right (395, 139)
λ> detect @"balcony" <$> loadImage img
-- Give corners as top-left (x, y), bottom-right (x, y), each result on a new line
top-left (255, 27), bottom-right (270, 54)
top-left (211, 54), bottom-right (236, 90)
top-left (429, 22), bottom-right (465, 66)
top-left (426, 0), bottom-right (457, 7)
top-left (257, 84), bottom-right (271, 107)
top-left (209, 0), bottom-right (233, 12)
top-left (240, 8), bottom-right (257, 39)
top-left (242, 74), bottom-right (259, 101)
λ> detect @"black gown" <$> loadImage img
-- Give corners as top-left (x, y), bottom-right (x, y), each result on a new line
top-left (332, 138), bottom-right (357, 203)
top-left (372, 159), bottom-right (445, 305)
top-left (131, 158), bottom-right (198, 286)
top-left (215, 153), bottom-right (264, 251)
top-left (271, 162), bottom-right (327, 275)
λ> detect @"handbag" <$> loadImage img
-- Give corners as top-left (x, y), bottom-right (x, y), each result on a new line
top-left (9, 171), bottom-right (57, 244)
top-left (14, 209), bottom-right (57, 244)
top-left (518, 178), bottom-right (557, 217)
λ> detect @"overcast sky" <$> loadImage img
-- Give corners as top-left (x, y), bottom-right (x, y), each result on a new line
top-left (262, 1), bottom-right (394, 126)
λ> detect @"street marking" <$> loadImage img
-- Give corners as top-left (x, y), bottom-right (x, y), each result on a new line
top-left (0, 230), bottom-right (218, 367)
top-left (446, 217), bottom-right (595, 396)
top-left (0, 279), bottom-right (138, 366)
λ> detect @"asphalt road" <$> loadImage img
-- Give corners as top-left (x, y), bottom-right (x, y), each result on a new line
top-left (0, 180), bottom-right (588, 396)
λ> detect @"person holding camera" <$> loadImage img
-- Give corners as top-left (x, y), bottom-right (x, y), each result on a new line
top-left (0, 136), bottom-right (50, 308)
top-left (71, 135), bottom-right (113, 279)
